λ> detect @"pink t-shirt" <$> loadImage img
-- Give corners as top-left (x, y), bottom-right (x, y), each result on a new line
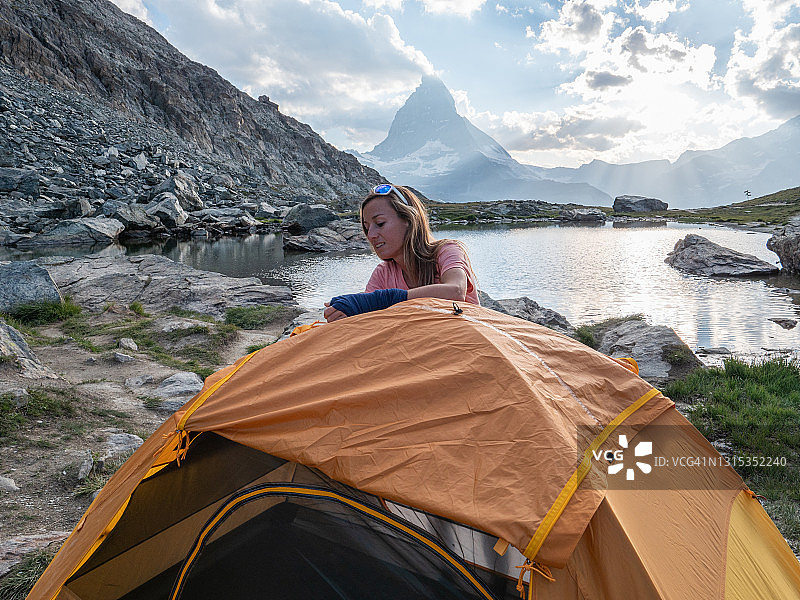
top-left (365, 241), bottom-right (480, 305)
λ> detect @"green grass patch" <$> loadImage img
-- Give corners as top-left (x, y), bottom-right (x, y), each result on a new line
top-left (4, 297), bottom-right (82, 326)
top-left (664, 357), bottom-right (800, 501)
top-left (1, 388), bottom-right (79, 439)
top-left (129, 301), bottom-right (148, 316)
top-left (139, 396), bottom-right (164, 410)
top-left (224, 305), bottom-right (288, 329)
top-left (245, 342), bottom-right (272, 354)
top-left (666, 186), bottom-right (800, 226)
top-left (0, 548), bottom-right (57, 600)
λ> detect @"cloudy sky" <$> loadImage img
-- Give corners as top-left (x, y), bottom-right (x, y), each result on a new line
top-left (114, 0), bottom-right (799, 168)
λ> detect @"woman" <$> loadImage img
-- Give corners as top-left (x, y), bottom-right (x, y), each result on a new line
top-left (324, 184), bottom-right (479, 322)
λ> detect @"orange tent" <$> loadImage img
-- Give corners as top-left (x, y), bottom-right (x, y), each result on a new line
top-left (27, 299), bottom-right (800, 599)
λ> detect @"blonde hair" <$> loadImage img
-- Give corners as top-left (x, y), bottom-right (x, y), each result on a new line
top-left (361, 185), bottom-right (473, 288)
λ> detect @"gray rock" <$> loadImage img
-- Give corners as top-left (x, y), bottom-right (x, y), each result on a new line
top-left (77, 450), bottom-right (93, 480)
top-left (255, 202), bottom-right (279, 219)
top-left (613, 195), bottom-right (668, 212)
top-left (131, 152), bottom-right (148, 170)
top-left (113, 352), bottom-right (135, 363)
top-left (145, 192), bottom-right (188, 228)
top-left (666, 234), bottom-right (779, 276)
top-left (98, 430), bottom-right (143, 464)
top-left (152, 172), bottom-right (204, 211)
top-left (596, 319), bottom-right (702, 384)
top-left (0, 532), bottom-right (71, 578)
top-left (0, 167), bottom-right (39, 197)
top-left (155, 371), bottom-right (204, 399)
top-left (118, 337), bottom-right (138, 352)
top-left (494, 297), bottom-right (575, 336)
top-left (15, 217), bottom-right (124, 247)
top-left (37, 254), bottom-right (293, 316)
top-left (112, 203), bottom-right (162, 233)
top-left (0, 318), bottom-right (59, 379)
top-left (282, 204), bottom-right (337, 234)
top-left (477, 290), bottom-right (503, 312)
top-left (560, 208), bottom-right (606, 222)
top-left (767, 224), bottom-right (800, 274)
top-left (0, 261), bottom-right (63, 312)
top-left (0, 476), bottom-right (20, 492)
top-left (125, 374), bottom-right (154, 388)
top-left (769, 318), bottom-right (797, 330)
top-left (283, 219), bottom-right (370, 252)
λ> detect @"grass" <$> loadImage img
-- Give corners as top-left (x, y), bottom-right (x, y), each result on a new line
top-left (1, 389), bottom-right (77, 440)
top-left (664, 357), bottom-right (800, 501)
top-left (574, 314), bottom-right (645, 349)
top-left (167, 306), bottom-right (217, 323)
top-left (0, 548), bottom-right (57, 600)
top-left (129, 301), bottom-right (147, 316)
top-left (58, 313), bottom-right (234, 378)
top-left (72, 454), bottom-right (130, 498)
top-left (224, 305), bottom-right (289, 329)
top-left (245, 342), bottom-right (272, 354)
top-left (3, 298), bottom-right (82, 326)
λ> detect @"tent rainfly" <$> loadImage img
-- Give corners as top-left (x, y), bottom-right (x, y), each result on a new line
top-left (27, 299), bottom-right (800, 600)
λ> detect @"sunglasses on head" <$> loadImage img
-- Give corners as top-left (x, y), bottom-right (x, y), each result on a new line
top-left (372, 184), bottom-right (411, 206)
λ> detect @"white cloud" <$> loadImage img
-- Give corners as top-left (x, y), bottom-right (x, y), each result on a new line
top-left (624, 0), bottom-right (688, 25)
top-left (535, 0), bottom-right (619, 54)
top-left (363, 0), bottom-right (404, 10)
top-left (419, 0), bottom-right (486, 18)
top-left (723, 0), bottom-right (800, 118)
top-left (145, 0), bottom-right (434, 150)
top-left (109, 0), bottom-right (152, 25)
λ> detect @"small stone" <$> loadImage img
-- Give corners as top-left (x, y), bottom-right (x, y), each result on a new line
top-left (85, 356), bottom-right (98, 364)
top-left (125, 374), bottom-right (154, 388)
top-left (118, 338), bottom-right (138, 352)
top-left (77, 450), bottom-right (93, 480)
top-left (113, 352), bottom-right (135, 363)
top-left (0, 476), bottom-right (20, 492)
top-left (769, 318), bottom-right (798, 330)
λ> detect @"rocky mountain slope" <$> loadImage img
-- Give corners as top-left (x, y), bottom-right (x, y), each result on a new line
top-left (0, 0), bottom-right (381, 208)
top-left (353, 76), bottom-right (610, 205)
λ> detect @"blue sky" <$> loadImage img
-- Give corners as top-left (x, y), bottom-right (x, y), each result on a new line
top-left (113, 0), bottom-right (800, 167)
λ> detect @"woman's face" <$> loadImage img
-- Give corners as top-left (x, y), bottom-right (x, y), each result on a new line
top-left (362, 197), bottom-right (409, 263)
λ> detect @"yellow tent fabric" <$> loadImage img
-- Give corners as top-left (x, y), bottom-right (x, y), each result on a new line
top-left (27, 299), bottom-right (800, 600)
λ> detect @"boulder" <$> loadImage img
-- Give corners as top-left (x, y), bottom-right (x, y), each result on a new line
top-left (36, 254), bottom-right (294, 317)
top-left (559, 208), bottom-right (606, 222)
top-left (155, 371), bottom-right (204, 399)
top-left (0, 261), bottom-right (63, 313)
top-left (493, 297), bottom-right (574, 336)
top-left (0, 167), bottom-right (39, 197)
top-left (666, 234), bottom-right (779, 276)
top-left (151, 172), bottom-right (204, 211)
top-left (282, 204), bottom-right (337, 234)
top-left (767, 224), bottom-right (800, 274)
top-left (98, 430), bottom-right (143, 464)
top-left (145, 192), bottom-right (188, 228)
top-left (0, 532), bottom-right (70, 578)
top-left (112, 203), bottom-right (162, 234)
top-left (282, 219), bottom-right (370, 252)
top-left (595, 319), bottom-right (702, 384)
top-left (0, 318), bottom-right (59, 379)
top-left (613, 195), bottom-right (668, 213)
top-left (14, 217), bottom-right (124, 247)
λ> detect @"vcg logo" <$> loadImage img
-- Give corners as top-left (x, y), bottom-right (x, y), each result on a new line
top-left (592, 434), bottom-right (653, 480)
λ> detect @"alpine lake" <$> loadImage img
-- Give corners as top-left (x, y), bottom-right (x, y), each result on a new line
top-left (5, 221), bottom-right (800, 360)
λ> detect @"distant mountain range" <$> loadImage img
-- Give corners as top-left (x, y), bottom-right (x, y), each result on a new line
top-left (352, 77), bottom-right (800, 209)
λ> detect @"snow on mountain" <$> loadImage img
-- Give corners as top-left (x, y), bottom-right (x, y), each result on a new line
top-left (357, 76), bottom-right (610, 205)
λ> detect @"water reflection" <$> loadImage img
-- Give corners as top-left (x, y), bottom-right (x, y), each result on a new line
top-left (3, 222), bottom-right (798, 356)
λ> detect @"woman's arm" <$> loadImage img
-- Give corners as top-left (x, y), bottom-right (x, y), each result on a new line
top-left (406, 267), bottom-right (467, 302)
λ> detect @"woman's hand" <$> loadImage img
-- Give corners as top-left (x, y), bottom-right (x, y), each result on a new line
top-left (323, 302), bottom-right (348, 323)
